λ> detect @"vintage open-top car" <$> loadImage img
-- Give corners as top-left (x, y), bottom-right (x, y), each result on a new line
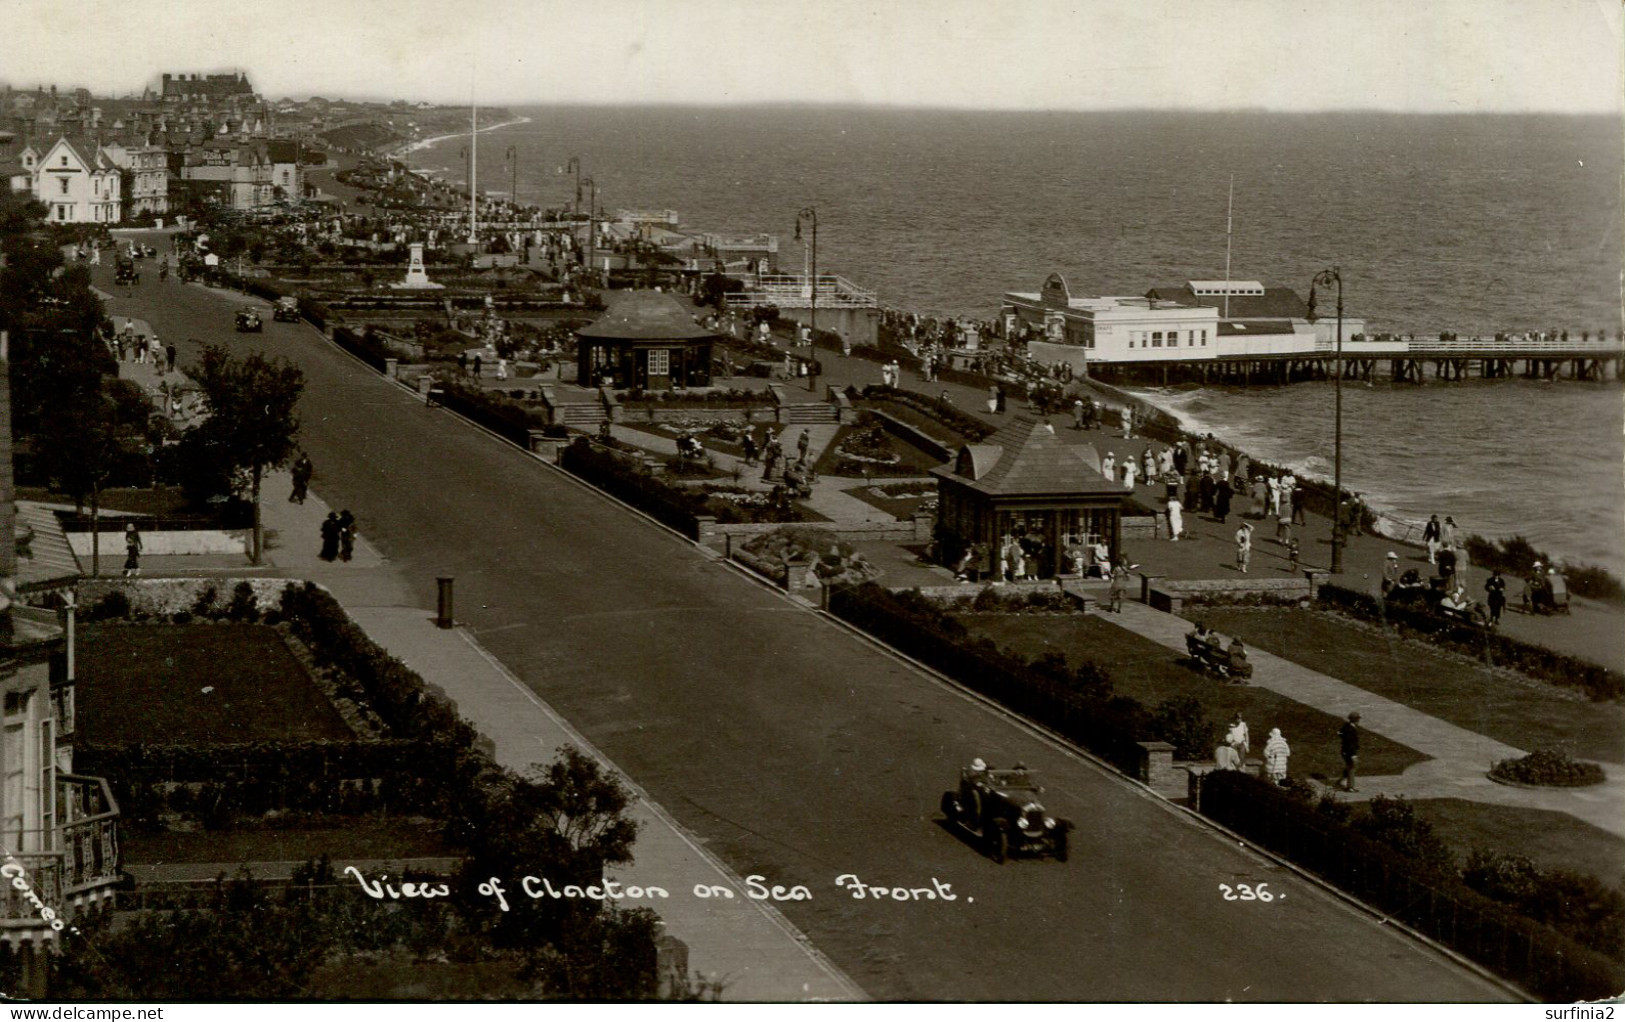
top-left (272, 296), bottom-right (300, 322)
top-left (235, 308), bottom-right (263, 332)
top-left (114, 257), bottom-right (139, 286)
top-left (941, 764), bottom-right (1070, 863)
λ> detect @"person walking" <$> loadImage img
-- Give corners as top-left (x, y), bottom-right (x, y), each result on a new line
top-left (338, 510), bottom-right (356, 562)
top-left (289, 454), bottom-right (313, 504)
top-left (1226, 713), bottom-right (1251, 770)
top-left (1101, 452), bottom-right (1115, 482)
top-left (1485, 568), bottom-right (1507, 626)
top-left (1339, 712), bottom-right (1362, 792)
top-left (1106, 562), bottom-right (1128, 613)
top-left (742, 432), bottom-right (758, 466)
top-left (1382, 551), bottom-right (1401, 594)
top-left (122, 523), bottom-right (142, 578)
top-left (1292, 481), bottom-right (1307, 526)
top-left (1263, 728), bottom-right (1291, 785)
top-left (1214, 476), bottom-right (1233, 523)
top-left (1167, 495), bottom-right (1184, 542)
top-left (1276, 497), bottom-right (1293, 546)
top-left (1072, 398), bottom-right (1085, 430)
top-left (319, 512), bottom-right (341, 562)
top-left (1423, 514), bottom-right (1442, 565)
top-left (796, 429), bottom-right (811, 465)
top-left (165, 344), bottom-right (177, 375)
top-left (1235, 522), bottom-right (1253, 573)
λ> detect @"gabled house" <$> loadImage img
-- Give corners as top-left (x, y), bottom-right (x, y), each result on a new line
top-left (28, 138), bottom-right (121, 224)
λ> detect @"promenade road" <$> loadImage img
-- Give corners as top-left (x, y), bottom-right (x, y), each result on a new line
top-left (94, 247), bottom-right (1513, 1001)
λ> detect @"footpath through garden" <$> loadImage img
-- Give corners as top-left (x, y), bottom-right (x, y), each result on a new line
top-left (1106, 599), bottom-right (1625, 838)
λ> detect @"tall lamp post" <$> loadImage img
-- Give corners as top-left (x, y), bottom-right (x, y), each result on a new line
top-left (581, 177), bottom-right (597, 285)
top-left (794, 207), bottom-right (818, 345)
top-left (506, 145), bottom-right (518, 218)
top-left (1306, 267), bottom-right (1345, 574)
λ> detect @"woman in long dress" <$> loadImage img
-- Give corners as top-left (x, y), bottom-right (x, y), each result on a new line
top-left (1101, 452), bottom-right (1116, 481)
top-left (1122, 458), bottom-right (1137, 489)
top-left (1167, 497), bottom-right (1184, 541)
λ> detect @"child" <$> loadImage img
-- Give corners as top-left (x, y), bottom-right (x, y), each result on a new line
top-left (1287, 537), bottom-right (1300, 575)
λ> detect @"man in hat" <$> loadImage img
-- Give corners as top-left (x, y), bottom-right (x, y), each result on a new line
top-left (1339, 712), bottom-right (1362, 792)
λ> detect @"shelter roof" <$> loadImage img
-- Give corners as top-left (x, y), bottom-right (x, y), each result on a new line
top-left (576, 290), bottom-right (716, 341)
top-left (932, 416), bottom-right (1124, 498)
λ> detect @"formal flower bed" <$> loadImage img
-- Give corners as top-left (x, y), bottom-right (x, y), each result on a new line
top-left (739, 527), bottom-right (881, 589)
top-left (1489, 748), bottom-right (1606, 788)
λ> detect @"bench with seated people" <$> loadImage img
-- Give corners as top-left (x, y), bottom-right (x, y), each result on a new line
top-left (1184, 624), bottom-right (1253, 683)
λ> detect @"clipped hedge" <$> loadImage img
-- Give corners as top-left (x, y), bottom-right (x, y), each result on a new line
top-left (431, 378), bottom-right (547, 447)
top-left (332, 326), bottom-right (391, 373)
top-left (1318, 583), bottom-right (1625, 701)
top-left (830, 584), bottom-right (1148, 774)
top-left (560, 438), bottom-right (707, 539)
top-left (1199, 770), bottom-right (1625, 1001)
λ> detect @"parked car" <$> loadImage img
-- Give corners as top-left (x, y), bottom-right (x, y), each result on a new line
top-left (272, 296), bottom-right (301, 322)
top-left (941, 764), bottom-right (1071, 863)
top-left (235, 308), bottom-right (263, 332)
top-left (114, 257), bottom-right (139, 286)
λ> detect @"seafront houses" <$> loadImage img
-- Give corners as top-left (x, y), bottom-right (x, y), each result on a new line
top-left (100, 141), bottom-right (169, 217)
top-left (178, 142), bottom-right (273, 210)
top-left (0, 137), bottom-right (123, 224)
top-left (1004, 273), bottom-right (1368, 370)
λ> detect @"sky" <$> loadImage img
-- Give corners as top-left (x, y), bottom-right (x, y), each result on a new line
top-left (2, 0), bottom-right (1620, 113)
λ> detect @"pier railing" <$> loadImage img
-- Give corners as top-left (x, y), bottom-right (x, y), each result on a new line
top-left (1402, 336), bottom-right (1624, 355)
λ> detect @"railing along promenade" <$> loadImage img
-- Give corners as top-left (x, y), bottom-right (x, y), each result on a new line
top-left (727, 272), bottom-right (879, 309)
top-left (0, 775), bottom-right (120, 931)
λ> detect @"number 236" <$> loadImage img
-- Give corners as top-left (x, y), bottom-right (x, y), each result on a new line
top-left (1219, 883), bottom-right (1275, 902)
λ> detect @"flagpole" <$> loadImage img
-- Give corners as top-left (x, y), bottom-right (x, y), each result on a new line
top-left (1223, 174), bottom-right (1233, 320)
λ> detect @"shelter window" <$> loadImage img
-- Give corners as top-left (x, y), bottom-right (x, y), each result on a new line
top-left (648, 349), bottom-right (670, 375)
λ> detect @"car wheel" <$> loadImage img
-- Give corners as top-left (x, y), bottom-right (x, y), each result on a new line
top-left (940, 791), bottom-right (957, 823)
top-left (1052, 828), bottom-right (1069, 863)
top-left (989, 826), bottom-right (1007, 864)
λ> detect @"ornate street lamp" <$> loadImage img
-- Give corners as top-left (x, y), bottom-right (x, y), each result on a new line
top-left (794, 207), bottom-right (818, 345)
top-left (1306, 267), bottom-right (1345, 574)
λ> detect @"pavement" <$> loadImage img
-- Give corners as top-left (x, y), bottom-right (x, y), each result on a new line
top-left (80, 233), bottom-right (1516, 1002)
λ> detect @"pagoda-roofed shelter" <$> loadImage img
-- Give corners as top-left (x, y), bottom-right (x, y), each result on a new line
top-left (576, 290), bottom-right (716, 390)
top-left (930, 416), bottom-right (1131, 579)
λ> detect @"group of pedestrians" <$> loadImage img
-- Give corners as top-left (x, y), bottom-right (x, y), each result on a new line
top-left (319, 510), bottom-right (358, 563)
top-left (1212, 712), bottom-right (1293, 786)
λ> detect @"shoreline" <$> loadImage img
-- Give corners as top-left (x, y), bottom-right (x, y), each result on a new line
top-left (386, 116), bottom-right (532, 160)
top-left (1101, 379), bottom-right (1623, 587)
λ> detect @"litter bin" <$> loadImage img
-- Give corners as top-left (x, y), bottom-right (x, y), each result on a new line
top-left (436, 576), bottom-right (454, 628)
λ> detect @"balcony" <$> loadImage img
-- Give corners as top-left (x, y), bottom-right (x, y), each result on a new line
top-left (728, 272), bottom-right (878, 310)
top-left (0, 775), bottom-right (120, 941)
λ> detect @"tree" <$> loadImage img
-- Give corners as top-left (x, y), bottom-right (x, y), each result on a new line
top-left (187, 345), bottom-right (305, 564)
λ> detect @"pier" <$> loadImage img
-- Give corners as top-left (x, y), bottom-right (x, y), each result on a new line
top-left (1078, 335), bottom-right (1624, 386)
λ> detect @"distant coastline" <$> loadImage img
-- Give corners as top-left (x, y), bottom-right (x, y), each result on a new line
top-left (388, 116), bottom-right (532, 159)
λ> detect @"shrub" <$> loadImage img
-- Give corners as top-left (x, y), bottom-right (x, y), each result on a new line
top-left (1489, 748), bottom-right (1606, 787)
top-left (88, 589), bottom-right (130, 621)
top-left (191, 585), bottom-right (220, 618)
top-left (1463, 850), bottom-right (1625, 960)
top-left (1151, 695), bottom-right (1217, 760)
top-left (1350, 795), bottom-right (1457, 878)
top-left (224, 581), bottom-right (261, 623)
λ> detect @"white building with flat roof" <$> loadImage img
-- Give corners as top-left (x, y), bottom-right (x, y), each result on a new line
top-left (1003, 273), bottom-right (1367, 371)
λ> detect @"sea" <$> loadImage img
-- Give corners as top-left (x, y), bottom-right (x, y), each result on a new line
top-left (404, 107), bottom-right (1625, 573)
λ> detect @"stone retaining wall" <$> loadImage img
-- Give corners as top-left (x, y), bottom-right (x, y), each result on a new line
top-left (1146, 573), bottom-right (1327, 614)
top-left (77, 577), bottom-right (293, 617)
top-left (701, 515), bottom-right (934, 546)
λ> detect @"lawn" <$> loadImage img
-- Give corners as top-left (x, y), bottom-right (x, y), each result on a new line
top-left (123, 818), bottom-right (456, 864)
top-left (78, 624), bottom-right (354, 744)
top-left (1200, 608), bottom-right (1625, 764)
top-left (841, 483), bottom-right (937, 521)
top-left (1410, 799), bottom-right (1625, 891)
top-left (962, 613), bottom-right (1429, 780)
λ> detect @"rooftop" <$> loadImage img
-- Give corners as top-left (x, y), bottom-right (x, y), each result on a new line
top-left (933, 416), bottom-right (1126, 498)
top-left (576, 290), bottom-right (716, 341)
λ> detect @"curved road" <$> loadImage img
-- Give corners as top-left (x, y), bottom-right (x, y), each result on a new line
top-left (95, 236), bottom-right (1513, 1001)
